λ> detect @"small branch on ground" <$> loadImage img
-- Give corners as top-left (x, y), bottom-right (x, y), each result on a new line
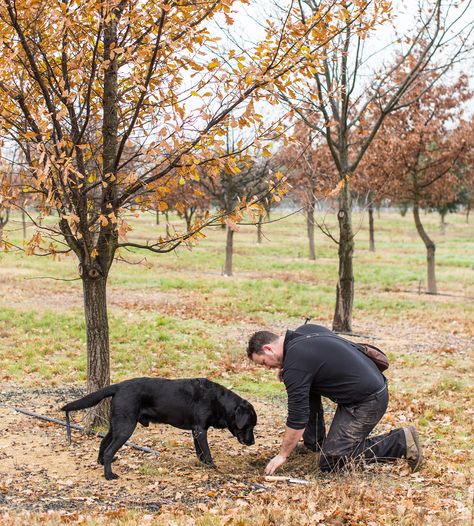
top-left (0, 403), bottom-right (159, 456)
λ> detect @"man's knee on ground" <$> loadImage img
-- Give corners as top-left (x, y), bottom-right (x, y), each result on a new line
top-left (319, 452), bottom-right (348, 472)
top-left (318, 441), bottom-right (354, 472)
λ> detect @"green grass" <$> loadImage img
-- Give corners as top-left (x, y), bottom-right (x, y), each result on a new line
top-left (0, 307), bottom-right (223, 383)
top-left (0, 208), bottom-right (473, 391)
top-left (0, 208), bottom-right (473, 525)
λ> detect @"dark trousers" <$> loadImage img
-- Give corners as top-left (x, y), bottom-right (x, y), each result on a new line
top-left (304, 384), bottom-right (407, 472)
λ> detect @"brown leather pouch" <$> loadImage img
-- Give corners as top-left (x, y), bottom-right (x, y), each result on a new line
top-left (358, 343), bottom-right (389, 372)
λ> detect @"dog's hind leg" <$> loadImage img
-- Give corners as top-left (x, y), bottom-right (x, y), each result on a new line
top-left (102, 418), bottom-right (137, 480)
top-left (98, 429), bottom-right (113, 465)
top-left (192, 427), bottom-right (214, 466)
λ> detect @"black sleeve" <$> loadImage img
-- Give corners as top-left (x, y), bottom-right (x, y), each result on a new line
top-left (283, 369), bottom-right (313, 430)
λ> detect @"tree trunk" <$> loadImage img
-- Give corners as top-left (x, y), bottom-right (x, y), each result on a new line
top-left (368, 203), bottom-right (375, 252)
top-left (306, 202), bottom-right (316, 260)
top-left (466, 203), bottom-right (470, 223)
top-left (165, 211), bottom-right (170, 237)
top-left (77, 10), bottom-right (118, 428)
top-left (439, 211), bottom-right (446, 234)
top-left (413, 204), bottom-right (437, 294)
top-left (0, 209), bottom-right (9, 240)
top-left (82, 273), bottom-right (111, 427)
top-left (184, 210), bottom-right (193, 232)
top-left (257, 215), bottom-right (263, 244)
top-left (333, 181), bottom-right (354, 333)
top-left (22, 208), bottom-right (27, 239)
top-left (224, 226), bottom-right (234, 276)
top-left (156, 210), bottom-right (160, 225)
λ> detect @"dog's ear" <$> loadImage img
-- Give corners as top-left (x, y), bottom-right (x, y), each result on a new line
top-left (235, 404), bottom-right (248, 429)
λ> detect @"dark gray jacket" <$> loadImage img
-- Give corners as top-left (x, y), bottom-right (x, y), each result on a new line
top-left (282, 324), bottom-right (384, 430)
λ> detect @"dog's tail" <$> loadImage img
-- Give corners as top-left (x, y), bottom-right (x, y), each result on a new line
top-left (61, 384), bottom-right (118, 444)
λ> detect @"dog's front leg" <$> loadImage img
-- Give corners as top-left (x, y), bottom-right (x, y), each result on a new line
top-left (192, 428), bottom-right (215, 466)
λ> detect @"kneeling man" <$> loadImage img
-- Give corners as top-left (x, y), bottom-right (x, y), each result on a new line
top-left (247, 323), bottom-right (422, 475)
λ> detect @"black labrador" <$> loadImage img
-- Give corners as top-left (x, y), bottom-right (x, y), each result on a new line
top-left (61, 377), bottom-right (257, 480)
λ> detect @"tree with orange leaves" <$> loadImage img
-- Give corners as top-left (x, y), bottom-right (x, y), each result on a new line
top-left (277, 123), bottom-right (337, 260)
top-left (0, 145), bottom-right (23, 241)
top-left (0, 0), bottom-right (386, 422)
top-left (158, 175), bottom-right (211, 234)
top-left (198, 155), bottom-right (272, 276)
top-left (0, 173), bottom-right (11, 241)
top-left (457, 117), bottom-right (474, 223)
top-left (366, 73), bottom-right (472, 294)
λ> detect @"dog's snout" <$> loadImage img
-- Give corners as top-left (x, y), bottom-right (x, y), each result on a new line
top-left (239, 433), bottom-right (255, 446)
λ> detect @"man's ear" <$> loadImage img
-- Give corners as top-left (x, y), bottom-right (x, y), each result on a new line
top-left (235, 404), bottom-right (248, 429)
top-left (262, 344), bottom-right (273, 354)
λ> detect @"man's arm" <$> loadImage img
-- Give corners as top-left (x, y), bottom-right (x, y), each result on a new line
top-left (268, 357), bottom-right (314, 475)
top-left (265, 426), bottom-right (305, 475)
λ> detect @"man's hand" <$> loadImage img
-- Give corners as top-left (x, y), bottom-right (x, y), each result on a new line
top-left (264, 426), bottom-right (305, 475)
top-left (265, 453), bottom-right (287, 475)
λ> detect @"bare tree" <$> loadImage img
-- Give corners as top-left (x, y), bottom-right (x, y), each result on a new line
top-left (281, 0), bottom-right (474, 331)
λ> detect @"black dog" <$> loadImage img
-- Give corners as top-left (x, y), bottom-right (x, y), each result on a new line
top-left (61, 377), bottom-right (257, 480)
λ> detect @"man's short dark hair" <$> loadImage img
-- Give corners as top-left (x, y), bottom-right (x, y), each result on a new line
top-left (247, 331), bottom-right (279, 359)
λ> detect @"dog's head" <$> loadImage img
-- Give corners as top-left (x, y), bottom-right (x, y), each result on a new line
top-left (229, 401), bottom-right (257, 446)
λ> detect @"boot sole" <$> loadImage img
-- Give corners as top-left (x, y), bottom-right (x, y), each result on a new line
top-left (407, 426), bottom-right (423, 472)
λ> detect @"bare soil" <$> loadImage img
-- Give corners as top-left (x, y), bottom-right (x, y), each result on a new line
top-left (0, 268), bottom-right (473, 525)
top-left (1, 318), bottom-right (473, 525)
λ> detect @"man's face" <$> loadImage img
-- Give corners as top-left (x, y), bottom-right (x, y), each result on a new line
top-left (251, 347), bottom-right (281, 369)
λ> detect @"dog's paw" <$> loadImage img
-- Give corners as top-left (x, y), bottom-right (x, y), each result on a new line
top-left (198, 457), bottom-right (216, 468)
top-left (105, 473), bottom-right (119, 480)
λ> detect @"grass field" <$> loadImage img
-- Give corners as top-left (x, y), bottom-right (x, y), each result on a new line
top-left (0, 208), bottom-right (473, 525)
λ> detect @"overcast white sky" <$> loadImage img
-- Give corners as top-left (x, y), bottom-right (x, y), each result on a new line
top-left (211, 0), bottom-right (474, 83)
top-left (206, 0), bottom-right (474, 127)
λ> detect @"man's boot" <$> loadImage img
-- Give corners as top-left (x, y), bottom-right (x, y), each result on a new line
top-left (403, 426), bottom-right (423, 472)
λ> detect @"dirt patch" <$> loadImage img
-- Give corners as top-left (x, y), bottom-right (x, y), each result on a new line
top-left (0, 362), bottom-right (472, 526)
top-left (109, 289), bottom-right (266, 326)
top-left (0, 388), bottom-right (289, 514)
